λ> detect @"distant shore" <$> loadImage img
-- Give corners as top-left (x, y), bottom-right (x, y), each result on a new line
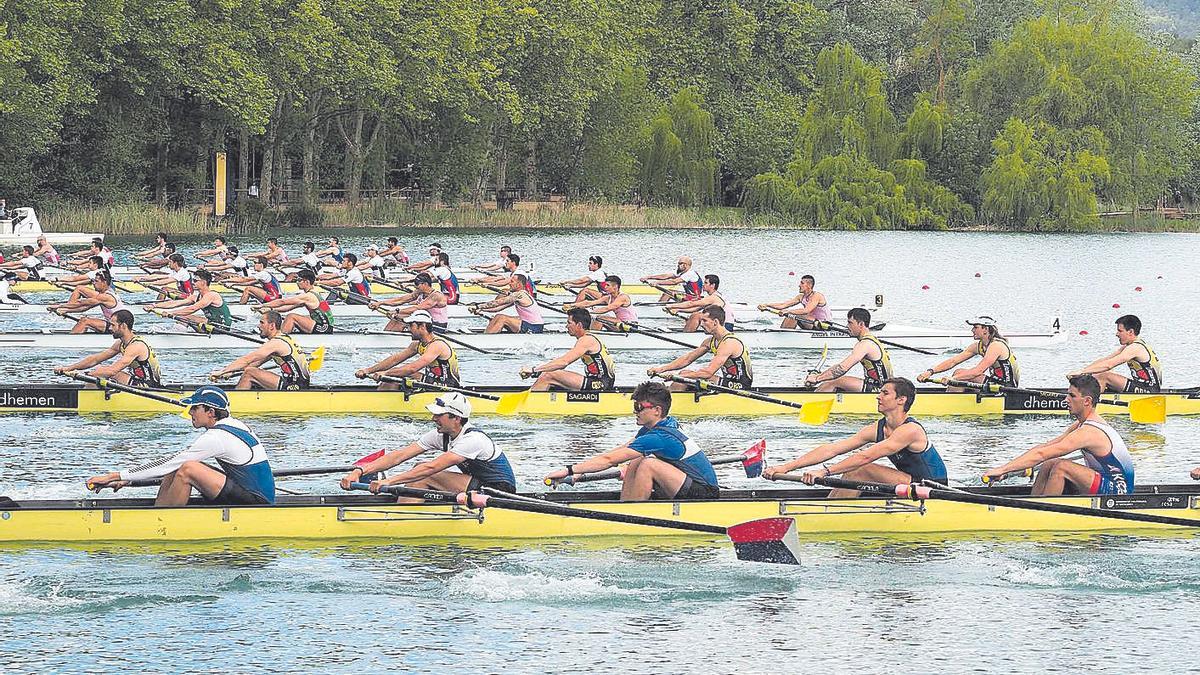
top-left (32, 200), bottom-right (1200, 236)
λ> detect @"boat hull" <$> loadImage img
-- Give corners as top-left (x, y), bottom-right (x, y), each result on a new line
top-left (0, 384), bottom-right (1192, 417)
top-left (1, 487), bottom-right (1198, 544)
top-left (15, 279), bottom-right (670, 296)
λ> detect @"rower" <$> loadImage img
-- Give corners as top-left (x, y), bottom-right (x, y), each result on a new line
top-left (133, 232), bottom-right (169, 264)
top-left (805, 307), bottom-right (891, 392)
top-left (316, 236), bottom-right (342, 266)
top-left (194, 236), bottom-right (229, 261)
top-left (318, 254), bottom-right (371, 305)
top-left (254, 269), bottom-right (334, 335)
top-left (225, 257), bottom-right (282, 304)
top-left (48, 270), bottom-right (127, 334)
top-left (0, 245), bottom-right (45, 280)
top-left (541, 381), bottom-right (719, 501)
top-left (566, 275), bottom-right (638, 330)
top-left (664, 274), bottom-right (734, 331)
top-left (244, 237), bottom-right (288, 266)
top-left (763, 377), bottom-right (947, 496)
top-left (210, 311), bottom-right (311, 390)
top-left (983, 374), bottom-right (1134, 496)
top-left (150, 269), bottom-right (232, 329)
top-left (354, 310), bottom-right (459, 390)
top-left (68, 238), bottom-right (112, 270)
top-left (646, 306), bottom-right (752, 390)
top-left (917, 315), bottom-right (1019, 391)
top-left (339, 392), bottom-right (516, 500)
top-left (472, 274), bottom-right (544, 334)
top-left (201, 245), bottom-right (248, 276)
top-left (86, 385), bottom-right (274, 506)
top-left (474, 245), bottom-right (513, 273)
top-left (133, 253), bottom-right (192, 300)
top-left (53, 309), bottom-right (161, 386)
top-left (475, 252), bottom-right (521, 287)
top-left (558, 255), bottom-right (608, 301)
top-left (59, 256), bottom-right (106, 301)
top-left (758, 274), bottom-right (830, 328)
top-left (1069, 314), bottom-right (1161, 393)
top-left (31, 236), bottom-right (60, 268)
top-left (406, 242), bottom-right (443, 273)
top-left (430, 252), bottom-right (460, 305)
top-left (378, 237), bottom-right (408, 266)
top-left (139, 242), bottom-right (177, 271)
top-left (371, 273), bottom-right (448, 333)
top-left (279, 241), bottom-right (321, 280)
top-left (357, 245), bottom-right (387, 280)
top-left (521, 308), bottom-right (615, 391)
top-left (641, 256), bottom-right (702, 302)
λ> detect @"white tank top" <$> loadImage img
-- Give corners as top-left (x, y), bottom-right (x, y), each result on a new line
top-left (100, 290), bottom-right (128, 320)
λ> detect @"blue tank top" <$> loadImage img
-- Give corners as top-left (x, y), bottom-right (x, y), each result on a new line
top-left (213, 423), bottom-right (276, 503)
top-left (628, 417), bottom-right (719, 487)
top-left (875, 417), bottom-right (947, 483)
top-left (444, 428), bottom-right (516, 486)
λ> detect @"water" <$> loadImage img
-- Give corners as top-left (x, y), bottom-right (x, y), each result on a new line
top-left (2, 228), bottom-right (1200, 672)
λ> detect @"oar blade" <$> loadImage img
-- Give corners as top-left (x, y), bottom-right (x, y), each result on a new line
top-left (1129, 395), bottom-right (1166, 424)
top-left (798, 398), bottom-right (834, 426)
top-left (727, 517), bottom-right (801, 565)
top-left (495, 389), bottom-right (531, 415)
top-left (308, 345), bottom-right (327, 372)
top-left (740, 439), bottom-right (766, 478)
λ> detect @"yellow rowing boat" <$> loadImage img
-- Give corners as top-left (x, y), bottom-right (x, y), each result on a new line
top-left (1, 384), bottom-right (1192, 417)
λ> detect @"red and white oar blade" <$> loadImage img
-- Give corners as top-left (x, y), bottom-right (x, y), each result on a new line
top-left (740, 439), bottom-right (766, 478)
top-left (726, 517), bottom-right (801, 565)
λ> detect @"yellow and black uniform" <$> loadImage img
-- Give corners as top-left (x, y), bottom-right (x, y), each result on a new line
top-left (121, 336), bottom-right (161, 387)
top-left (580, 332), bottom-right (616, 390)
top-left (1124, 338), bottom-right (1162, 393)
top-left (981, 337), bottom-right (1019, 387)
top-left (711, 333), bottom-right (752, 389)
top-left (858, 334), bottom-right (892, 392)
top-left (270, 334), bottom-right (310, 390)
top-left (418, 337), bottom-right (460, 387)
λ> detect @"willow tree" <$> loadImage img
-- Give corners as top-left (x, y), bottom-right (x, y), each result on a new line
top-left (639, 89), bottom-right (718, 206)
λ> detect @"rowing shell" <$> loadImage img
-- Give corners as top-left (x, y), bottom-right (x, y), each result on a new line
top-left (0, 324), bottom-right (1067, 351)
top-left (0, 385), bottom-right (1184, 417)
top-left (1, 485), bottom-right (1197, 544)
top-left (11, 279), bottom-right (671, 296)
top-left (0, 300), bottom-right (886, 323)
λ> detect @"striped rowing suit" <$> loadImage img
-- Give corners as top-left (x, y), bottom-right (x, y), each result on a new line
top-left (857, 334), bottom-right (893, 392)
top-left (417, 424), bottom-right (516, 493)
top-left (580, 332), bottom-right (616, 391)
top-left (120, 334), bottom-right (161, 387)
top-left (305, 290), bottom-right (335, 334)
top-left (710, 333), bottom-right (752, 389)
top-left (876, 417), bottom-right (947, 483)
top-left (1080, 418), bottom-right (1135, 494)
top-left (1124, 338), bottom-right (1162, 394)
top-left (418, 337), bottom-right (460, 387)
top-left (980, 336), bottom-right (1019, 387)
top-left (679, 269), bottom-right (702, 300)
top-left (270, 334), bottom-right (310, 390)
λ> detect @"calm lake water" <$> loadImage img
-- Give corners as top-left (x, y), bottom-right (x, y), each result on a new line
top-left (2, 227), bottom-right (1199, 672)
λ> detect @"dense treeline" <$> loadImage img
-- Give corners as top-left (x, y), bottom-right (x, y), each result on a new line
top-left (0, 0), bottom-right (1197, 230)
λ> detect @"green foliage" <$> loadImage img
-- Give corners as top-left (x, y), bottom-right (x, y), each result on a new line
top-left (281, 201), bottom-right (325, 228)
top-left (639, 89), bottom-right (719, 206)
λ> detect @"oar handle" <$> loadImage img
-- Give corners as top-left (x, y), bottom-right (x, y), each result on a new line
top-left (657, 374), bottom-right (803, 411)
top-left (438, 331), bottom-right (490, 355)
top-left (547, 451), bottom-right (755, 487)
top-left (981, 467), bottom-right (1035, 484)
top-left (378, 375), bottom-right (501, 401)
top-left (611, 322), bottom-right (697, 349)
top-left (61, 371), bottom-right (185, 407)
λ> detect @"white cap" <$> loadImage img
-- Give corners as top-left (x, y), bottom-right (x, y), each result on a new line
top-left (966, 315), bottom-right (997, 328)
top-left (426, 392), bottom-right (471, 418)
top-left (405, 310), bottom-right (433, 324)
top-left (366, 244), bottom-right (378, 252)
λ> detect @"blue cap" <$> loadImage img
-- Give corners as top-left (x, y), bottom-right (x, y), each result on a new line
top-left (180, 385), bottom-right (230, 411)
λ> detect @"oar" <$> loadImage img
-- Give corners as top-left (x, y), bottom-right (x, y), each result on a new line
top-left (932, 377), bottom-right (1166, 424)
top-left (609, 321), bottom-right (699, 349)
top-left (348, 482), bottom-right (802, 565)
top-left (222, 345), bottom-right (328, 380)
top-left (350, 288), bottom-right (493, 356)
top-left (644, 280), bottom-right (684, 300)
top-left (377, 375), bottom-right (501, 401)
top-left (810, 476), bottom-right (1200, 529)
top-left (151, 308), bottom-right (264, 345)
top-left (61, 371), bottom-right (185, 408)
top-left (91, 450), bottom-right (388, 491)
top-left (656, 374), bottom-right (832, 425)
top-left (547, 439), bottom-right (767, 488)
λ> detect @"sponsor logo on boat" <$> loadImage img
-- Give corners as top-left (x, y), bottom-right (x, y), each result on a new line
top-left (1099, 494), bottom-right (1188, 510)
top-left (566, 392), bottom-right (600, 403)
top-left (0, 387), bottom-right (76, 409)
top-left (1005, 392), bottom-right (1070, 411)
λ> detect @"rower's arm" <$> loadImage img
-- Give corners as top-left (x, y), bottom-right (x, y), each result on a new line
top-left (1073, 346), bottom-right (1127, 375)
top-left (212, 342), bottom-right (279, 378)
top-left (986, 423), bottom-right (1087, 476)
top-left (476, 295), bottom-right (516, 312)
top-left (769, 425), bottom-right (874, 474)
top-left (372, 292), bottom-right (418, 308)
top-left (90, 342), bottom-right (149, 378)
top-left (667, 296), bottom-right (707, 312)
top-left (381, 451), bottom-right (468, 485)
top-left (340, 442), bottom-right (425, 488)
top-left (406, 260), bottom-right (434, 272)
top-left (261, 295), bottom-right (305, 311)
top-left (812, 343), bottom-right (869, 383)
top-left (389, 342), bottom-right (449, 377)
top-left (957, 342), bottom-right (1004, 379)
top-left (568, 296), bottom-right (606, 310)
top-left (824, 425), bottom-right (922, 477)
top-left (922, 344), bottom-right (978, 378)
top-left (564, 446), bottom-right (642, 475)
top-left (760, 294), bottom-right (803, 311)
top-left (166, 295), bottom-right (216, 316)
top-left (58, 343), bottom-right (122, 373)
top-left (649, 341), bottom-right (709, 375)
top-left (561, 274), bottom-right (590, 286)
top-left (533, 336), bottom-right (594, 373)
top-left (680, 339), bottom-right (739, 379)
top-left (150, 297), bottom-right (192, 310)
top-left (365, 343), bottom-right (419, 374)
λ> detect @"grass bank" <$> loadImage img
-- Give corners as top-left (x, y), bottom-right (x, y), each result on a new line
top-left (39, 203), bottom-right (220, 236)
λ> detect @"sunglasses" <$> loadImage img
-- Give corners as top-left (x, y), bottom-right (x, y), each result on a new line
top-left (633, 400), bottom-right (656, 413)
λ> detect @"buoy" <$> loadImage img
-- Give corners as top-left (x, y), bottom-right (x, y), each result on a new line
top-left (788, 271), bottom-right (795, 276)
top-left (1112, 303), bottom-right (1120, 308)
top-left (1157, 275), bottom-right (1163, 279)
top-left (1080, 330), bottom-right (1089, 335)
top-left (1135, 286), bottom-right (1142, 292)
top-left (921, 284), bottom-right (930, 290)
top-left (974, 272), bottom-right (981, 278)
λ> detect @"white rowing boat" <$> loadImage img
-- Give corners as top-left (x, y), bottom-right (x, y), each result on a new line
top-left (0, 320), bottom-right (1066, 351)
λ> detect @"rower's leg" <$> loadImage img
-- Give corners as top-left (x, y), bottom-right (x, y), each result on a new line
top-left (622, 456), bottom-right (686, 501)
top-left (815, 376), bottom-right (863, 393)
top-left (946, 371), bottom-right (986, 393)
top-left (531, 370), bottom-right (585, 392)
top-left (831, 464), bottom-right (913, 499)
top-left (781, 316), bottom-right (797, 329)
top-left (110, 372), bottom-right (133, 385)
top-left (488, 316), bottom-right (520, 334)
top-left (682, 314), bottom-right (701, 332)
top-left (384, 319), bottom-right (406, 331)
top-left (282, 314), bottom-right (316, 334)
top-left (1093, 372), bottom-right (1127, 394)
top-left (237, 367), bottom-right (280, 390)
top-left (1034, 459), bottom-right (1098, 496)
top-left (154, 461), bottom-right (228, 506)
top-left (72, 317), bottom-right (107, 334)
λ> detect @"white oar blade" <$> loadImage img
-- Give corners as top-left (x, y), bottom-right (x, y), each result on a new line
top-left (727, 517), bottom-right (801, 565)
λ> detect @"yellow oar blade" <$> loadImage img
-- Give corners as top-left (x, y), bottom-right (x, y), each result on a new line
top-left (797, 398), bottom-right (834, 426)
top-left (307, 345), bottom-right (327, 372)
top-left (495, 389), bottom-right (531, 415)
top-left (1129, 395), bottom-right (1166, 424)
